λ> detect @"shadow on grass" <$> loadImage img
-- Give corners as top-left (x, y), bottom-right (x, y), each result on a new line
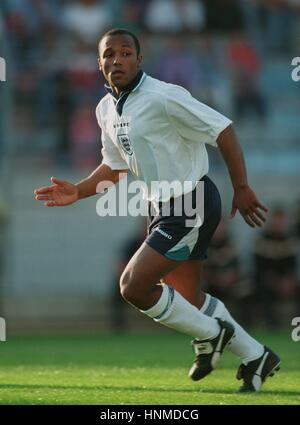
top-left (0, 383), bottom-right (299, 397)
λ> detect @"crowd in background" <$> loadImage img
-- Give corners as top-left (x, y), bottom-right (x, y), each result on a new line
top-left (1, 0), bottom-right (300, 167)
top-left (0, 0), bottom-right (299, 329)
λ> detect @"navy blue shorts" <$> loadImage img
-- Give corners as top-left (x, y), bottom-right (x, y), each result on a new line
top-left (145, 175), bottom-right (221, 261)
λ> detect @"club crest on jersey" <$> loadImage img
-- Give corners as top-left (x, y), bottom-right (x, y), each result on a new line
top-left (118, 134), bottom-right (133, 156)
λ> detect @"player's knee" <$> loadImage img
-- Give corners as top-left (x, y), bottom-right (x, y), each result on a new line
top-left (119, 269), bottom-right (130, 296)
top-left (119, 271), bottom-right (143, 306)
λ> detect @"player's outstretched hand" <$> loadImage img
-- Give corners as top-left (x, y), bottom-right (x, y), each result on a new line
top-left (230, 185), bottom-right (268, 228)
top-left (34, 177), bottom-right (79, 207)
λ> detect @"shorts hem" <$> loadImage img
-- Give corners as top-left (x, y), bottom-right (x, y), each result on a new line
top-left (145, 240), bottom-right (207, 262)
top-left (145, 240), bottom-right (187, 262)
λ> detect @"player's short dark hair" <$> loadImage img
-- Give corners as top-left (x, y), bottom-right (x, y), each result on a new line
top-left (99, 28), bottom-right (141, 56)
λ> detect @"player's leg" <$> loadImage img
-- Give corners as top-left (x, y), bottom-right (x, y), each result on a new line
top-left (199, 291), bottom-right (281, 391)
top-left (165, 174), bottom-right (280, 391)
top-left (160, 259), bottom-right (235, 380)
top-left (162, 259), bottom-right (280, 391)
top-left (120, 241), bottom-right (177, 310)
top-left (162, 260), bottom-right (280, 391)
top-left (160, 259), bottom-right (205, 308)
top-left (120, 176), bottom-right (234, 378)
top-left (120, 241), bottom-right (233, 343)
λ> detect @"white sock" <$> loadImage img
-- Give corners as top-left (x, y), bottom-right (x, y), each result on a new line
top-left (141, 284), bottom-right (220, 340)
top-left (200, 293), bottom-right (264, 363)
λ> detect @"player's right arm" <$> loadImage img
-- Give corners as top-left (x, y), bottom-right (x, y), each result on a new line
top-left (34, 164), bottom-right (128, 207)
top-left (34, 99), bottom-right (129, 207)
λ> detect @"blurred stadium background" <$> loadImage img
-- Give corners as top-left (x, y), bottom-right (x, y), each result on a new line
top-left (0, 0), bottom-right (300, 336)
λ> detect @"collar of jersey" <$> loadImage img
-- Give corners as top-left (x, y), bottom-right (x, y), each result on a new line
top-left (104, 70), bottom-right (146, 116)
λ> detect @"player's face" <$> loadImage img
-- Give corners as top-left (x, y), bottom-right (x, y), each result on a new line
top-left (98, 34), bottom-right (142, 92)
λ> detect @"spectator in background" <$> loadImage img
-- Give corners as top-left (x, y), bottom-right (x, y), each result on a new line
top-left (144, 0), bottom-right (205, 34)
top-left (203, 218), bottom-right (242, 317)
top-left (34, 31), bottom-right (65, 128)
top-left (62, 0), bottom-right (112, 158)
top-left (227, 32), bottom-right (267, 123)
top-left (193, 35), bottom-right (230, 110)
top-left (239, 0), bottom-right (264, 51)
top-left (202, 0), bottom-right (244, 33)
top-left (62, 38), bottom-right (104, 159)
top-left (120, 0), bottom-right (148, 33)
top-left (63, 0), bottom-right (113, 46)
top-left (64, 38), bottom-right (103, 106)
top-left (154, 37), bottom-right (201, 93)
top-left (252, 206), bottom-right (299, 328)
top-left (4, 0), bottom-right (59, 60)
top-left (259, 0), bottom-right (296, 54)
top-left (69, 101), bottom-right (100, 170)
top-left (4, 0), bottom-right (60, 131)
top-left (241, 0), bottom-right (297, 54)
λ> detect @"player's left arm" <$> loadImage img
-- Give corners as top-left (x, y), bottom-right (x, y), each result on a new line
top-left (217, 124), bottom-right (268, 228)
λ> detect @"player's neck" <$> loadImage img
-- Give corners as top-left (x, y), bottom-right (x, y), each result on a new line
top-left (111, 85), bottom-right (121, 98)
top-left (110, 70), bottom-right (143, 99)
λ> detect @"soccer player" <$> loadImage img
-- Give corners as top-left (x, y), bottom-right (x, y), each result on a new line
top-left (34, 29), bottom-right (280, 392)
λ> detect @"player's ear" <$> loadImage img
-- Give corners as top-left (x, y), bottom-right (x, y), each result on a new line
top-left (97, 58), bottom-right (102, 72)
top-left (137, 54), bottom-right (143, 67)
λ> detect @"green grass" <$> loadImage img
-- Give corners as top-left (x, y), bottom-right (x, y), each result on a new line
top-left (0, 331), bottom-right (299, 405)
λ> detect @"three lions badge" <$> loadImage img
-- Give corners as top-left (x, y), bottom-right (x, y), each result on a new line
top-left (117, 134), bottom-right (133, 156)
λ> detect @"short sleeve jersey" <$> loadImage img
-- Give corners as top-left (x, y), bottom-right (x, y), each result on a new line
top-left (96, 72), bottom-right (232, 202)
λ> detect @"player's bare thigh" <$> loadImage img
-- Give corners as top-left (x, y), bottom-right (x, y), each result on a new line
top-left (119, 242), bottom-right (180, 310)
top-left (161, 260), bottom-right (205, 309)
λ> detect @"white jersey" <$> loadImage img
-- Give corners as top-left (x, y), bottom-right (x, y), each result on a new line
top-left (96, 71), bottom-right (232, 202)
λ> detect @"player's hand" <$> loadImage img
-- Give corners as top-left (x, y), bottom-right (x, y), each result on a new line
top-left (34, 177), bottom-right (79, 207)
top-left (230, 185), bottom-right (268, 228)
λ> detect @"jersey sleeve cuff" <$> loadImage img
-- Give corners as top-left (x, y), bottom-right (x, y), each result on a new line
top-left (102, 159), bottom-right (129, 170)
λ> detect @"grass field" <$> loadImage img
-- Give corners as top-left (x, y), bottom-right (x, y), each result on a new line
top-left (0, 330), bottom-right (299, 405)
